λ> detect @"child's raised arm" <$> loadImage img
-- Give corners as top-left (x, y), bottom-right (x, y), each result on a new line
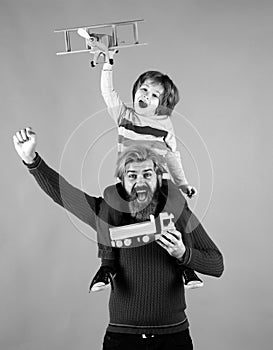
top-left (100, 53), bottom-right (126, 125)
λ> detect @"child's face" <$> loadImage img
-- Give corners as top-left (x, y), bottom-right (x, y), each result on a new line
top-left (134, 79), bottom-right (164, 117)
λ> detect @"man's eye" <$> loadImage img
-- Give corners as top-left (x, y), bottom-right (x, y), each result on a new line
top-left (128, 174), bottom-right (137, 179)
top-left (144, 173), bottom-right (152, 179)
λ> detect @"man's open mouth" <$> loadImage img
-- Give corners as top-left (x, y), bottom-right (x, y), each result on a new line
top-left (138, 100), bottom-right (148, 108)
top-left (136, 190), bottom-right (148, 202)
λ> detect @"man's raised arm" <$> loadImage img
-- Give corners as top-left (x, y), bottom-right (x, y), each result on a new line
top-left (13, 127), bottom-right (100, 230)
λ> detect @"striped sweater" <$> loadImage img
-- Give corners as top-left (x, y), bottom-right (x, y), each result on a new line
top-left (25, 154), bottom-right (224, 335)
top-left (101, 65), bottom-right (189, 186)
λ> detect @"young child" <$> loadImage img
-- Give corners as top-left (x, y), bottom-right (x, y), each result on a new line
top-left (89, 55), bottom-right (203, 292)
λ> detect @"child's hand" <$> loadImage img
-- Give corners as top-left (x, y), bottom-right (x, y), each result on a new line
top-left (109, 49), bottom-right (118, 59)
top-left (180, 185), bottom-right (197, 199)
top-left (186, 186), bottom-right (197, 198)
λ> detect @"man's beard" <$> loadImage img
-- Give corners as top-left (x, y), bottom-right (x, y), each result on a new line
top-left (128, 184), bottom-right (159, 221)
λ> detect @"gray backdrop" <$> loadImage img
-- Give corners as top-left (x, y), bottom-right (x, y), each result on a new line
top-left (1, 0), bottom-right (272, 349)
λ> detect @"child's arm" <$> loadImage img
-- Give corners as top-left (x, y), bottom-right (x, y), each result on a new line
top-left (100, 57), bottom-right (127, 125)
top-left (165, 151), bottom-right (188, 186)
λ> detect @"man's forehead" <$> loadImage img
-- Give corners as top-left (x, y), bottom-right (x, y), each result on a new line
top-left (126, 160), bottom-right (155, 173)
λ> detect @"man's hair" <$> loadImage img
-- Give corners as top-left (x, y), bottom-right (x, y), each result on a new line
top-left (132, 71), bottom-right (180, 116)
top-left (115, 145), bottom-right (167, 181)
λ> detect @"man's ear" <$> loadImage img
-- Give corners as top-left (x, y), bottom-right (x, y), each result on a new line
top-left (121, 177), bottom-right (125, 188)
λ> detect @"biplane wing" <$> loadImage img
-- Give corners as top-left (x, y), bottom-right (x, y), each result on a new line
top-left (54, 19), bottom-right (147, 56)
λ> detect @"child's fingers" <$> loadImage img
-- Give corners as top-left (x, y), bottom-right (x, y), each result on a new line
top-left (109, 49), bottom-right (118, 59)
top-left (187, 187), bottom-right (197, 198)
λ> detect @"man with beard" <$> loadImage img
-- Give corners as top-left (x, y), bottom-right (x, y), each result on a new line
top-left (13, 127), bottom-right (224, 350)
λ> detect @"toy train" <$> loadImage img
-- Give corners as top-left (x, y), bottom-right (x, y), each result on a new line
top-left (109, 212), bottom-right (175, 248)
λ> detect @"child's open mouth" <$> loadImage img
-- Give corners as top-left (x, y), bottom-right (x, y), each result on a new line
top-left (138, 100), bottom-right (148, 108)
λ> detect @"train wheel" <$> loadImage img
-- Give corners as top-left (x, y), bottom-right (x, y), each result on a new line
top-left (116, 240), bottom-right (123, 248)
top-left (142, 235), bottom-right (150, 243)
top-left (124, 239), bottom-right (132, 246)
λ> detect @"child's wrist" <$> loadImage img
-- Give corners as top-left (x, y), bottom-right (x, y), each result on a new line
top-left (102, 63), bottom-right (113, 71)
top-left (179, 184), bottom-right (189, 190)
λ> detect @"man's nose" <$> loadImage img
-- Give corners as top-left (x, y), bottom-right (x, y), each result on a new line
top-left (136, 175), bottom-right (145, 183)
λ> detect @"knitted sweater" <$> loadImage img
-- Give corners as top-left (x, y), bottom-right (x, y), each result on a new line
top-left (101, 65), bottom-right (189, 186)
top-left (25, 154), bottom-right (224, 335)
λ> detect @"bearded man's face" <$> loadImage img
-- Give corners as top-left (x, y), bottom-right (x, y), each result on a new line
top-left (123, 160), bottom-right (159, 220)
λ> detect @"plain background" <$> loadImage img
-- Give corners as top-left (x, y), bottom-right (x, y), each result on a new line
top-left (1, 0), bottom-right (273, 349)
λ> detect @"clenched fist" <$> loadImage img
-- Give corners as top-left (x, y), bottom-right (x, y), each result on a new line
top-left (13, 127), bottom-right (37, 164)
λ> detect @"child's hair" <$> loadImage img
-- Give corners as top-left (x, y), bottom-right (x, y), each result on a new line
top-left (132, 71), bottom-right (180, 116)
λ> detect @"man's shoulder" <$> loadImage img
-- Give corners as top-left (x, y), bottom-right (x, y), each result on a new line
top-left (162, 180), bottom-right (185, 199)
top-left (103, 182), bottom-right (122, 196)
top-left (102, 182), bottom-right (129, 213)
top-left (160, 180), bottom-right (187, 220)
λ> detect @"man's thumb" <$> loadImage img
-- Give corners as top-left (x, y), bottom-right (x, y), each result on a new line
top-left (26, 127), bottom-right (35, 138)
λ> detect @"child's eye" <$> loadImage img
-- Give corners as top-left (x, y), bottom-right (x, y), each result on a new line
top-left (152, 94), bottom-right (159, 98)
top-left (141, 87), bottom-right (147, 92)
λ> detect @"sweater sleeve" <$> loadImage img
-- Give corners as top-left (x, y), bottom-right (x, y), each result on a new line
top-left (164, 121), bottom-right (177, 153)
top-left (160, 118), bottom-right (189, 186)
top-left (25, 153), bottom-right (101, 231)
top-left (177, 203), bottom-right (224, 277)
top-left (101, 64), bottom-right (127, 125)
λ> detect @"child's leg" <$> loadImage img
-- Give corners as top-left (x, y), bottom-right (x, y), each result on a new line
top-left (98, 243), bottom-right (117, 267)
top-left (89, 241), bottom-right (117, 293)
top-left (97, 217), bottom-right (117, 270)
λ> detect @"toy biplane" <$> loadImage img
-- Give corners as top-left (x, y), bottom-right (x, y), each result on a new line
top-left (54, 19), bottom-right (147, 67)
